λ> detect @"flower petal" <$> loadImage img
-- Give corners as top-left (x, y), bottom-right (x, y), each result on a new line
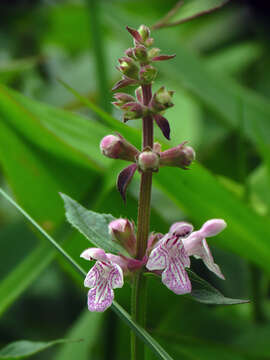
top-left (108, 263), bottom-right (124, 289)
top-left (199, 239), bottom-right (225, 280)
top-left (200, 219), bottom-right (227, 238)
top-left (87, 283), bottom-right (114, 312)
top-left (162, 258), bottom-right (191, 295)
top-left (146, 240), bottom-right (168, 271)
top-left (84, 262), bottom-right (102, 288)
top-left (80, 248), bottom-right (108, 262)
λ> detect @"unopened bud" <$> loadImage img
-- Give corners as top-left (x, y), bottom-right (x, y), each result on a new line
top-left (153, 142), bottom-right (162, 153)
top-left (151, 86), bottom-right (174, 112)
top-left (135, 86), bottom-right (143, 103)
top-left (119, 57), bottom-right (139, 79)
top-left (160, 143), bottom-right (195, 169)
top-left (125, 47), bottom-right (136, 59)
top-left (121, 102), bottom-right (147, 121)
top-left (148, 47), bottom-right (160, 59)
top-left (138, 150), bottom-right (160, 172)
top-left (100, 134), bottom-right (139, 162)
top-left (138, 25), bottom-right (151, 42)
top-left (133, 45), bottom-right (148, 62)
top-left (112, 93), bottom-right (135, 107)
top-left (109, 218), bottom-right (136, 256)
top-left (139, 65), bottom-right (157, 84)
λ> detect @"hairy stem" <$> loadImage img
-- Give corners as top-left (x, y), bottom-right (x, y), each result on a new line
top-left (131, 84), bottom-right (153, 360)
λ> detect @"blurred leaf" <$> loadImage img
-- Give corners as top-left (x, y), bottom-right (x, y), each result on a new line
top-left (152, 0), bottom-right (230, 29)
top-left (61, 193), bottom-right (125, 254)
top-left (0, 243), bottom-right (53, 317)
top-left (187, 269), bottom-right (248, 305)
top-left (205, 42), bottom-right (262, 76)
top-left (54, 310), bottom-right (104, 360)
top-left (0, 188), bottom-right (174, 360)
top-left (0, 84), bottom-right (106, 172)
top-left (0, 57), bottom-right (39, 84)
top-left (58, 78), bottom-right (141, 148)
top-left (0, 339), bottom-right (67, 360)
top-left (248, 166), bottom-right (270, 216)
top-left (0, 99), bottom-right (99, 314)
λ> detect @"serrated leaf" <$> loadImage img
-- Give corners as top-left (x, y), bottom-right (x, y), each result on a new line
top-left (61, 193), bottom-right (126, 254)
top-left (187, 269), bottom-right (248, 305)
top-left (0, 340), bottom-right (67, 359)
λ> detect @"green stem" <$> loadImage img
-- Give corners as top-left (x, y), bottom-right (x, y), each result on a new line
top-left (86, 0), bottom-right (111, 113)
top-left (131, 84), bottom-right (153, 360)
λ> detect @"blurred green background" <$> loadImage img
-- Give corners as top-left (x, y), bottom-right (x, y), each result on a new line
top-left (1, 0), bottom-right (270, 359)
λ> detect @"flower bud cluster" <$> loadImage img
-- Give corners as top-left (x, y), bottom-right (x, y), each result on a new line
top-left (102, 25), bottom-right (195, 200)
top-left (113, 25), bottom-right (175, 91)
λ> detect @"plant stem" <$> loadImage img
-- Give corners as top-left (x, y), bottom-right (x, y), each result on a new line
top-left (131, 84), bottom-right (153, 360)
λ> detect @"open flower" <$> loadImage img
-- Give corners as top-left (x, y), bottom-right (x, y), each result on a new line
top-left (182, 219), bottom-right (227, 280)
top-left (81, 248), bottom-right (124, 312)
top-left (146, 223), bottom-right (193, 294)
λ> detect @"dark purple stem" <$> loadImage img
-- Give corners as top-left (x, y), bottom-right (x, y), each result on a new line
top-left (131, 83), bottom-right (153, 360)
top-left (136, 84), bottom-right (153, 259)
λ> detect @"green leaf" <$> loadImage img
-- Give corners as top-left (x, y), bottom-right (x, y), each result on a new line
top-left (54, 310), bottom-right (104, 360)
top-left (158, 0), bottom-right (230, 28)
top-left (186, 269), bottom-right (248, 305)
top-left (0, 188), bottom-right (175, 360)
top-left (0, 84), bottom-right (107, 172)
top-left (0, 340), bottom-right (67, 360)
top-left (60, 193), bottom-right (125, 254)
top-left (145, 270), bottom-right (247, 306)
top-left (0, 243), bottom-right (54, 317)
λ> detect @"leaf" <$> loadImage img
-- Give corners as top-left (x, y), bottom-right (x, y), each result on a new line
top-left (0, 340), bottom-right (67, 360)
top-left (0, 84), bottom-right (107, 172)
top-left (145, 270), bottom-right (247, 306)
top-left (152, 0), bottom-right (230, 29)
top-left (186, 269), bottom-right (248, 305)
top-left (0, 243), bottom-right (54, 317)
top-left (54, 310), bottom-right (104, 360)
top-left (0, 188), bottom-right (175, 360)
top-left (61, 193), bottom-right (126, 254)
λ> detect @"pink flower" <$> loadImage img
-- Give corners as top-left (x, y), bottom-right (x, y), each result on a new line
top-left (146, 223), bottom-right (193, 295)
top-left (182, 219), bottom-right (227, 280)
top-left (80, 248), bottom-right (124, 312)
